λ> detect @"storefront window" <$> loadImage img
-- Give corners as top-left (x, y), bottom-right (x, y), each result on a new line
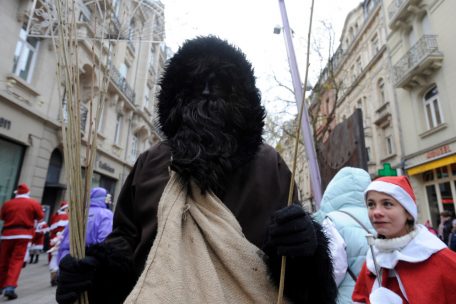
top-left (439, 182), bottom-right (455, 215)
top-left (436, 166), bottom-right (449, 179)
top-left (452, 164), bottom-right (456, 177)
top-left (426, 185), bottom-right (439, 228)
top-left (0, 138), bottom-right (25, 205)
top-left (422, 170), bottom-right (434, 182)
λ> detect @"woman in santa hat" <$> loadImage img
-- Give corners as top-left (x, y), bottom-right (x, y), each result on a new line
top-left (352, 176), bottom-right (456, 304)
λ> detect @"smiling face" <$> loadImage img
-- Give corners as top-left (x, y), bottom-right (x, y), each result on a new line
top-left (366, 190), bottom-right (414, 239)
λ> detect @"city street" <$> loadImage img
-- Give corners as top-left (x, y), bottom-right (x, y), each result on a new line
top-left (1, 254), bottom-right (56, 303)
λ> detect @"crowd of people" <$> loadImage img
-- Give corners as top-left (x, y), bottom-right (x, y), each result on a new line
top-left (0, 184), bottom-right (113, 300)
top-left (1, 36), bottom-right (456, 303)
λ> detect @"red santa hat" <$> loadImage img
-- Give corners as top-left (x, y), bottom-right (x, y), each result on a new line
top-left (59, 201), bottom-right (69, 211)
top-left (364, 176), bottom-right (417, 220)
top-left (14, 183), bottom-right (30, 195)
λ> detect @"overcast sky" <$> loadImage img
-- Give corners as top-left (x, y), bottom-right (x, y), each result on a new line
top-left (160, 0), bottom-right (362, 116)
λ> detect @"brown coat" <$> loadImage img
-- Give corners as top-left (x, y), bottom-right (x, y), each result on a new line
top-left (106, 142), bottom-right (296, 276)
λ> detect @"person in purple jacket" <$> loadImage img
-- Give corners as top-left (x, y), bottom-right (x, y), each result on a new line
top-left (58, 187), bottom-right (113, 262)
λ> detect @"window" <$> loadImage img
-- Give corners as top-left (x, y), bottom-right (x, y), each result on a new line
top-left (114, 114), bottom-right (123, 145)
top-left (144, 86), bottom-right (151, 109)
top-left (421, 14), bottom-right (432, 35)
top-left (371, 34), bottom-right (379, 54)
top-left (406, 27), bottom-right (417, 47)
top-left (80, 105), bottom-right (88, 132)
top-left (130, 135), bottom-right (138, 162)
top-left (12, 26), bottom-right (39, 82)
top-left (356, 57), bottom-right (362, 74)
top-left (97, 104), bottom-right (105, 132)
top-left (366, 147), bottom-right (371, 162)
top-left (350, 65), bottom-right (355, 82)
top-left (119, 62), bottom-right (128, 80)
top-left (386, 135), bottom-right (394, 155)
top-left (423, 85), bottom-right (443, 129)
top-left (378, 78), bottom-right (385, 104)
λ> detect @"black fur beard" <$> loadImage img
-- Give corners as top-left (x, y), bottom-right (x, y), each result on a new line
top-left (158, 36), bottom-right (265, 196)
top-left (167, 93), bottom-right (261, 196)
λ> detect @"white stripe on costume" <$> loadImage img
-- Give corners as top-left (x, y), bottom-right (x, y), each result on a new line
top-left (50, 220), bottom-right (68, 230)
top-left (1, 235), bottom-right (33, 240)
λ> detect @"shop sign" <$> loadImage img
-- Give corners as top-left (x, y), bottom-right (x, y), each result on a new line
top-left (98, 160), bottom-right (115, 173)
top-left (426, 145), bottom-right (451, 159)
top-left (0, 117), bottom-right (11, 130)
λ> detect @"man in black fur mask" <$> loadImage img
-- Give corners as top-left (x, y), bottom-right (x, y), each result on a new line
top-left (56, 36), bottom-right (337, 304)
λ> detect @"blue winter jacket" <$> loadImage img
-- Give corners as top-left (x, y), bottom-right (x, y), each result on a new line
top-left (58, 187), bottom-right (113, 262)
top-left (313, 167), bottom-right (374, 304)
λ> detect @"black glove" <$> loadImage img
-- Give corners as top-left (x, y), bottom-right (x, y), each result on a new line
top-left (265, 203), bottom-right (318, 257)
top-left (56, 254), bottom-right (99, 304)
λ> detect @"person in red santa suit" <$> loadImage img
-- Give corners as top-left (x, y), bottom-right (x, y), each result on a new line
top-left (352, 176), bottom-right (456, 304)
top-left (0, 183), bottom-right (44, 299)
top-left (29, 213), bottom-right (49, 264)
top-left (48, 201), bottom-right (69, 286)
top-left (49, 201), bottom-right (69, 246)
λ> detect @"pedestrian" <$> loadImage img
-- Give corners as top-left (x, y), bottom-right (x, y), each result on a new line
top-left (48, 201), bottom-right (69, 286)
top-left (438, 210), bottom-right (453, 244)
top-left (448, 219), bottom-right (456, 251)
top-left (57, 187), bottom-right (113, 262)
top-left (55, 36), bottom-right (337, 304)
top-left (313, 166), bottom-right (375, 304)
top-left (423, 219), bottom-right (438, 235)
top-left (352, 176), bottom-right (456, 304)
top-left (0, 183), bottom-right (44, 300)
top-left (29, 215), bottom-right (49, 264)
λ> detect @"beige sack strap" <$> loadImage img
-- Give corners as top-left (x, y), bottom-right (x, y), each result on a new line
top-left (124, 172), bottom-right (285, 304)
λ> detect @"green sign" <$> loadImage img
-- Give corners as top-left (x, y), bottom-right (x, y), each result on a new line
top-left (378, 163), bottom-right (397, 176)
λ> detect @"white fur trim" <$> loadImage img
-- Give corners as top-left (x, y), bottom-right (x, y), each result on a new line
top-left (365, 180), bottom-right (417, 220)
top-left (50, 220), bottom-right (68, 230)
top-left (15, 193), bottom-right (31, 198)
top-left (366, 225), bottom-right (446, 273)
top-left (1, 235), bottom-right (33, 240)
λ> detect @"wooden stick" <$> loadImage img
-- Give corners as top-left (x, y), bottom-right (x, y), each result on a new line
top-left (276, 0), bottom-right (316, 303)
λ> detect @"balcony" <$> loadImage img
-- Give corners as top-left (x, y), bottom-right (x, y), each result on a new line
top-left (107, 61), bottom-right (136, 104)
top-left (388, 0), bottom-right (424, 30)
top-left (393, 35), bottom-right (443, 89)
top-left (374, 101), bottom-right (391, 127)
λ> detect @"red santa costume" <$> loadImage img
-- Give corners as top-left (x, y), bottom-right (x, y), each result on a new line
top-left (49, 201), bottom-right (69, 240)
top-left (0, 183), bottom-right (44, 298)
top-left (352, 176), bottom-right (456, 304)
top-left (29, 218), bottom-right (49, 263)
top-left (48, 201), bottom-right (69, 286)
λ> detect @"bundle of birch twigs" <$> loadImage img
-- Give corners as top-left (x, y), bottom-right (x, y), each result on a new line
top-left (50, 1), bottom-right (113, 303)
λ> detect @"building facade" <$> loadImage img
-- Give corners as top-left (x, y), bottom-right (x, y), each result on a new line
top-left (284, 0), bottom-right (456, 227)
top-left (0, 0), bottom-right (166, 221)
top-left (384, 0), bottom-right (456, 227)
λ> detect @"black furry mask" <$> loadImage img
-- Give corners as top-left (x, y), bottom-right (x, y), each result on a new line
top-left (157, 36), bottom-right (265, 195)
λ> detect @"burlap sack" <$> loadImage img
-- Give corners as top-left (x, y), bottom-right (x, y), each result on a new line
top-left (124, 172), bottom-right (286, 304)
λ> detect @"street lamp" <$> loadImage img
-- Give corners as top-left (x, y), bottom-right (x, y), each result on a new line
top-left (276, 0), bottom-right (322, 207)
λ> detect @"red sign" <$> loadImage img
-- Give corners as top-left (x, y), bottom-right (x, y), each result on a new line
top-left (426, 145), bottom-right (451, 159)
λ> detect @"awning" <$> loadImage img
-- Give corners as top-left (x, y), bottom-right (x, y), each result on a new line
top-left (407, 154), bottom-right (456, 176)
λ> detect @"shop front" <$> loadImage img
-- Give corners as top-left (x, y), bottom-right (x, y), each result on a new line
top-left (406, 145), bottom-right (456, 228)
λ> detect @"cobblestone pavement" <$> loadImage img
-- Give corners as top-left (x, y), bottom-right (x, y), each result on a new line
top-left (1, 254), bottom-right (56, 303)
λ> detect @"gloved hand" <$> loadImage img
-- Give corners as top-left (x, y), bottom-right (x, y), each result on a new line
top-left (264, 204), bottom-right (318, 257)
top-left (55, 254), bottom-right (99, 304)
top-left (369, 287), bottom-right (402, 304)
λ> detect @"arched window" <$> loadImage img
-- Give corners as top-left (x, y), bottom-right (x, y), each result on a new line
top-left (46, 150), bottom-right (63, 184)
top-left (423, 85), bottom-right (443, 129)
